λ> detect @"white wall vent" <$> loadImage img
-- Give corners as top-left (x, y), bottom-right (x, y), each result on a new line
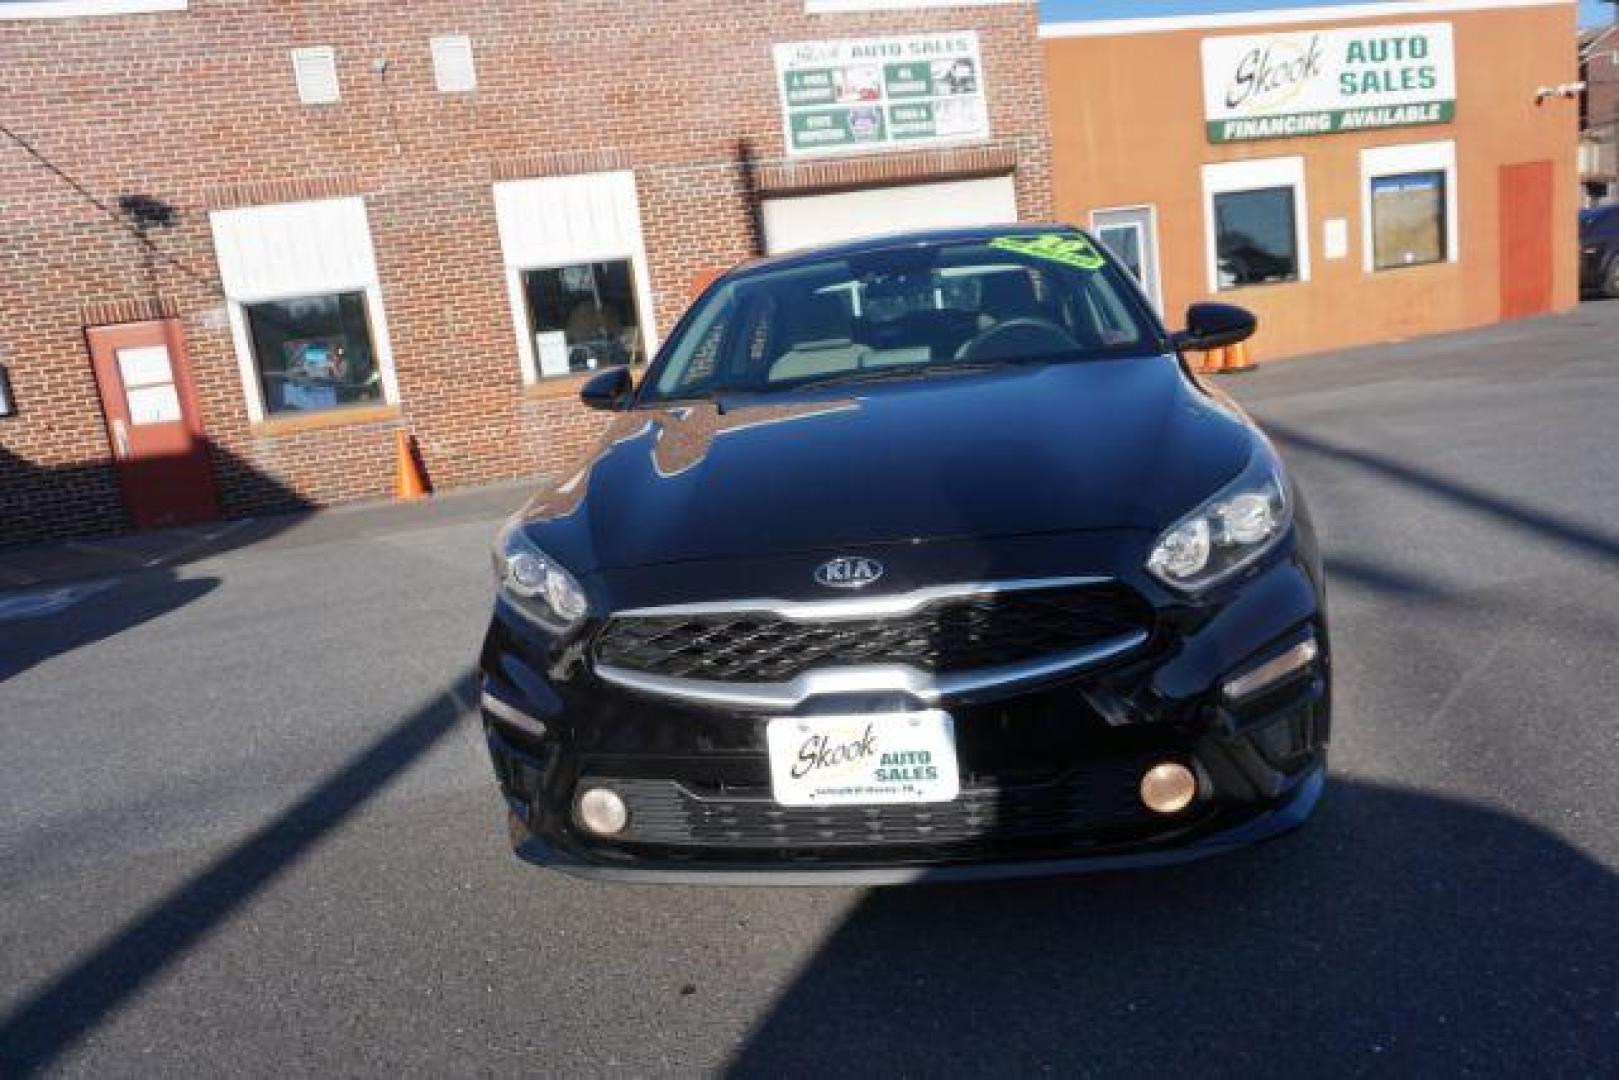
top-left (431, 35), bottom-right (477, 93)
top-left (291, 46), bottom-right (340, 105)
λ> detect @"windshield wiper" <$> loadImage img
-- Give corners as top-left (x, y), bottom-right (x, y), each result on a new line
top-left (647, 363), bottom-right (1010, 403)
top-left (796, 362), bottom-right (1004, 390)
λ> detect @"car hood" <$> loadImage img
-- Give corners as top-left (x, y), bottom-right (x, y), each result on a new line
top-left (520, 356), bottom-right (1258, 572)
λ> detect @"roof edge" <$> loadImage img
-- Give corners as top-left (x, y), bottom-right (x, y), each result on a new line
top-left (1040, 0), bottom-right (1573, 40)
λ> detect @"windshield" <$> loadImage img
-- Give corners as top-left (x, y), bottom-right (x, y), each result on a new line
top-left (643, 234), bottom-right (1165, 402)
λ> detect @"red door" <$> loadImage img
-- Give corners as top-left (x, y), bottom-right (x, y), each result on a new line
top-left (1499, 160), bottom-right (1554, 321)
top-left (84, 319), bottom-right (218, 530)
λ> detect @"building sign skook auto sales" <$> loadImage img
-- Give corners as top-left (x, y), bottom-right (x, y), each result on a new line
top-left (775, 32), bottom-right (989, 157)
top-left (1202, 22), bottom-right (1456, 143)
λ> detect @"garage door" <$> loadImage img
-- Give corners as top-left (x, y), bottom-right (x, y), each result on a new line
top-left (761, 175), bottom-right (1019, 255)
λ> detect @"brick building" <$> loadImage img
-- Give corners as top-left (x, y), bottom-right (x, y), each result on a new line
top-left (1581, 20), bottom-right (1619, 203)
top-left (1044, 0), bottom-right (1579, 362)
top-left (0, 0), bottom-right (1052, 543)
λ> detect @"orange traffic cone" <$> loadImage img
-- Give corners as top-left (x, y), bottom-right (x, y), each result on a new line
top-left (1224, 340), bottom-right (1256, 372)
top-left (1201, 347), bottom-right (1227, 374)
top-left (690, 266), bottom-right (725, 301)
top-left (394, 429), bottom-right (429, 501)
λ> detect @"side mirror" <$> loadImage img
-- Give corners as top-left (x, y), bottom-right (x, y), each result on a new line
top-left (580, 366), bottom-right (634, 411)
top-left (1173, 302), bottom-right (1257, 353)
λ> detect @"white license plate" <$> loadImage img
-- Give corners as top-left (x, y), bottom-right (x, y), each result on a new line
top-left (765, 711), bottom-right (960, 807)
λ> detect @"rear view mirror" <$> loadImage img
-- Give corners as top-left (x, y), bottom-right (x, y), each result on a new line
top-left (1173, 303), bottom-right (1257, 353)
top-left (580, 366), bottom-right (634, 411)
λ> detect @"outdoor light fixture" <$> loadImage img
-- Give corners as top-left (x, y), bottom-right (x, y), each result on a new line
top-left (1534, 82), bottom-right (1586, 104)
top-left (0, 363), bottom-right (15, 419)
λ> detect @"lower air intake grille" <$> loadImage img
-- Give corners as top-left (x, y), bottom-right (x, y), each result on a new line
top-left (593, 765), bottom-right (1165, 851)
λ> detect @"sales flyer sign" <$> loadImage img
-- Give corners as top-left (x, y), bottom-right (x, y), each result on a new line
top-left (775, 32), bottom-right (989, 157)
top-left (1202, 22), bottom-right (1455, 143)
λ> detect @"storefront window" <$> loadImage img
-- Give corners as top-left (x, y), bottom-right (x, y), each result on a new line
top-left (1371, 170), bottom-right (1447, 270)
top-left (244, 292), bottom-right (382, 415)
top-left (1213, 187), bottom-right (1300, 289)
top-left (522, 260), bottom-right (646, 379)
top-left (1097, 224), bottom-right (1144, 284)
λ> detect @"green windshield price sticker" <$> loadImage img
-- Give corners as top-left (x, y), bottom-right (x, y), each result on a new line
top-left (989, 235), bottom-right (1106, 271)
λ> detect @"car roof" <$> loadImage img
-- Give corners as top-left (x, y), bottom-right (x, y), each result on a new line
top-left (725, 223), bottom-right (1083, 280)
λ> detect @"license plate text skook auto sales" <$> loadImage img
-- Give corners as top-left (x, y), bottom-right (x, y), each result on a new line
top-left (766, 711), bottom-right (961, 807)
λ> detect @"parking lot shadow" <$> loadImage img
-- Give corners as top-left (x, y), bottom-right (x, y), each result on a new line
top-left (0, 441), bottom-right (315, 682)
top-left (1261, 420), bottom-right (1619, 568)
top-left (725, 778), bottom-right (1617, 1078)
top-left (0, 672), bottom-right (477, 1076)
top-left (0, 571), bottom-right (220, 682)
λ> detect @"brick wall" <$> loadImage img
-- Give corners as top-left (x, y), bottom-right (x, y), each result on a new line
top-left (0, 0), bottom-right (1053, 544)
top-left (1584, 34), bottom-right (1619, 162)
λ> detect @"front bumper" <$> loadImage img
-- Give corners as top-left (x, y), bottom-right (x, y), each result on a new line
top-left (507, 767), bottom-right (1324, 885)
top-left (479, 535), bottom-right (1330, 883)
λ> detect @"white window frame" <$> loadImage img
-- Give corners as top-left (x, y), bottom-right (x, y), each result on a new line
top-left (0, 0), bottom-right (185, 18)
top-left (1360, 139), bottom-right (1460, 273)
top-left (1202, 155), bottom-right (1311, 294)
top-left (226, 287), bottom-right (397, 423)
top-left (1090, 204), bottom-right (1164, 314)
top-left (511, 259), bottom-right (654, 382)
top-left (210, 198), bottom-right (399, 424)
top-left (492, 172), bottom-right (658, 386)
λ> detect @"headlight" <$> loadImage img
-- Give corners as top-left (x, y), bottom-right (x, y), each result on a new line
top-left (492, 518), bottom-right (589, 631)
top-left (1147, 450), bottom-right (1291, 591)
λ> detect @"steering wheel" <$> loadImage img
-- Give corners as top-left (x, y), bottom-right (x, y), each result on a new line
top-left (955, 317), bottom-right (1083, 363)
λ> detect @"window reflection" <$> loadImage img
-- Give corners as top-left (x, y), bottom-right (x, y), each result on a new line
top-left (1214, 187), bottom-right (1300, 289)
top-left (1372, 170), bottom-right (1446, 270)
top-left (523, 260), bottom-right (646, 378)
top-left (245, 292), bottom-right (382, 415)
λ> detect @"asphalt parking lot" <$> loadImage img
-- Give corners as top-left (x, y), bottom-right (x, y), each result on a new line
top-left (3, 305), bottom-right (1617, 1077)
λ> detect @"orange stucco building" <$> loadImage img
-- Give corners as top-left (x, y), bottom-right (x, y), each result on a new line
top-left (1043, 0), bottom-right (1580, 362)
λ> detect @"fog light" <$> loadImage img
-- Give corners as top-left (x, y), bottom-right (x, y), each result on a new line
top-left (1140, 763), bottom-right (1198, 815)
top-left (576, 787), bottom-right (629, 836)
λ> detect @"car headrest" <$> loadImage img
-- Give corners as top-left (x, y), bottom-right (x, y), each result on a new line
top-left (978, 272), bottom-right (1040, 320)
top-left (785, 292), bottom-right (853, 347)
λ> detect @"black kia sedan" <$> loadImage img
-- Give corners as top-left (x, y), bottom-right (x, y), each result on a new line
top-left (1580, 205), bottom-right (1619, 297)
top-left (478, 226), bottom-right (1330, 883)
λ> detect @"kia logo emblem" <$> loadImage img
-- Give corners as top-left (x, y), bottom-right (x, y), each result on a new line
top-left (814, 557), bottom-right (885, 590)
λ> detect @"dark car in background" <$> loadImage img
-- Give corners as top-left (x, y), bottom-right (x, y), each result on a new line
top-left (478, 226), bottom-right (1331, 883)
top-left (1580, 205), bottom-right (1619, 297)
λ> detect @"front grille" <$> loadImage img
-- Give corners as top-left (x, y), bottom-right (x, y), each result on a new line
top-left (594, 585), bottom-right (1152, 684)
top-left (595, 762), bottom-right (1169, 852)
